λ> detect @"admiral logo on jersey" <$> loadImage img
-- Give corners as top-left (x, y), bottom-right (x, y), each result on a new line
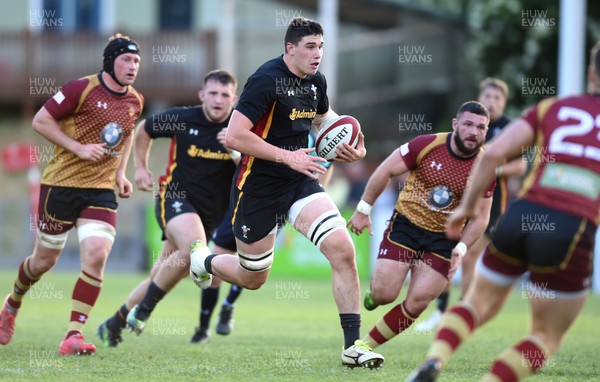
top-left (187, 146), bottom-right (232, 160)
top-left (289, 108), bottom-right (317, 120)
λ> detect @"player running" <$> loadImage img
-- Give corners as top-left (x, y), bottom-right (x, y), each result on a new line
top-left (0, 34), bottom-right (143, 355)
top-left (348, 101), bottom-right (494, 350)
top-left (190, 207), bottom-right (243, 343)
top-left (188, 16), bottom-right (384, 369)
top-left (416, 78), bottom-right (526, 332)
top-left (408, 41), bottom-right (600, 382)
top-left (96, 70), bottom-right (238, 346)
top-left (190, 132), bottom-right (334, 344)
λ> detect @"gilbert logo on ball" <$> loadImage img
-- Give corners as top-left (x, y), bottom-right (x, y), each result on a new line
top-left (100, 122), bottom-right (124, 148)
top-left (315, 115), bottom-right (361, 160)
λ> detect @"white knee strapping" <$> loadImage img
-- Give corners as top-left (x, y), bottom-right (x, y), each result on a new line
top-left (77, 223), bottom-right (115, 243)
top-left (37, 230), bottom-right (69, 250)
top-left (307, 211), bottom-right (346, 249)
top-left (288, 192), bottom-right (328, 225)
top-left (238, 248), bottom-right (274, 272)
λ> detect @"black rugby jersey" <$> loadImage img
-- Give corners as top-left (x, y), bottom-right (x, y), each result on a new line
top-left (486, 115), bottom-right (510, 142)
top-left (146, 105), bottom-right (236, 221)
top-left (234, 55), bottom-right (329, 196)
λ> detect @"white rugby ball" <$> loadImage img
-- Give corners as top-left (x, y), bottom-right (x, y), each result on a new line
top-left (315, 115), bottom-right (361, 161)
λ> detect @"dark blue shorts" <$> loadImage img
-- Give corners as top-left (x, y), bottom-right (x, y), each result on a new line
top-left (231, 176), bottom-right (324, 243)
top-left (483, 199), bottom-right (595, 293)
top-left (38, 184), bottom-right (117, 234)
top-left (377, 211), bottom-right (458, 279)
top-left (154, 191), bottom-right (220, 242)
top-left (212, 208), bottom-right (236, 251)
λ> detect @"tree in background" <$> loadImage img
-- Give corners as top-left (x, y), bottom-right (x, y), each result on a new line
top-left (463, 0), bottom-right (600, 112)
top-left (418, 0), bottom-right (600, 111)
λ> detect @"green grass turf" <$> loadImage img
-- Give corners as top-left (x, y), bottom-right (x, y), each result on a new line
top-left (0, 270), bottom-right (599, 381)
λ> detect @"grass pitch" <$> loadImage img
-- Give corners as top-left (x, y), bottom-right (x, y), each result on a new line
top-left (0, 270), bottom-right (599, 381)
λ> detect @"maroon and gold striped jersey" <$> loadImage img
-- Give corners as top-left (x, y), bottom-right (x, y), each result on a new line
top-left (520, 94), bottom-right (600, 223)
top-left (397, 133), bottom-right (494, 232)
top-left (41, 73), bottom-right (143, 189)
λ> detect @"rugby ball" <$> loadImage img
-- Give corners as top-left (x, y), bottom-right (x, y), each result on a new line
top-left (315, 115), bottom-right (361, 160)
top-left (100, 122), bottom-right (123, 148)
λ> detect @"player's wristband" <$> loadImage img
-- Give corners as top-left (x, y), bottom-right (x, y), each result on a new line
top-left (454, 242), bottom-right (467, 257)
top-left (356, 199), bottom-right (373, 216)
top-left (229, 150), bottom-right (241, 160)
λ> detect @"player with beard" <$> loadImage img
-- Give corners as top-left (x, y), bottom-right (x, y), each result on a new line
top-left (348, 101), bottom-right (494, 350)
top-left (415, 78), bottom-right (527, 333)
top-left (407, 40), bottom-right (600, 382)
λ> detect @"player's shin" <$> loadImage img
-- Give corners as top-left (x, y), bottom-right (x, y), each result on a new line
top-left (200, 287), bottom-right (220, 330)
top-left (483, 336), bottom-right (550, 381)
top-left (8, 256), bottom-right (41, 311)
top-left (224, 285), bottom-right (243, 305)
top-left (106, 304), bottom-right (129, 331)
top-left (67, 271), bottom-right (103, 338)
top-left (340, 313), bottom-right (361, 349)
top-left (425, 303), bottom-right (479, 367)
top-left (363, 300), bottom-right (418, 349)
top-left (136, 281), bottom-right (167, 319)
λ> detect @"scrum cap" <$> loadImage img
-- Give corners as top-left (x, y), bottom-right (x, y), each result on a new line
top-left (102, 33), bottom-right (140, 86)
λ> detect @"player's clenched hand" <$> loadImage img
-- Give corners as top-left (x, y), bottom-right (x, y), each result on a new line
top-left (217, 127), bottom-right (229, 148)
top-left (75, 143), bottom-right (106, 162)
top-left (116, 175), bottom-right (133, 198)
top-left (333, 132), bottom-right (366, 163)
top-left (448, 248), bottom-right (462, 278)
top-left (445, 206), bottom-right (469, 240)
top-left (281, 148), bottom-right (327, 179)
top-left (347, 210), bottom-right (373, 236)
top-left (134, 168), bottom-right (154, 191)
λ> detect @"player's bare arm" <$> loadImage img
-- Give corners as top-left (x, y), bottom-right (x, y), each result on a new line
top-left (311, 108), bottom-right (335, 129)
top-left (115, 133), bottom-right (134, 198)
top-left (447, 195), bottom-right (492, 277)
top-left (133, 119), bottom-right (154, 191)
top-left (225, 110), bottom-right (327, 179)
top-left (33, 106), bottom-right (106, 162)
top-left (217, 127), bottom-right (241, 165)
top-left (456, 196), bottom-right (492, 248)
top-left (446, 118), bottom-right (535, 239)
top-left (348, 148), bottom-right (409, 235)
top-left (496, 157), bottom-right (527, 178)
